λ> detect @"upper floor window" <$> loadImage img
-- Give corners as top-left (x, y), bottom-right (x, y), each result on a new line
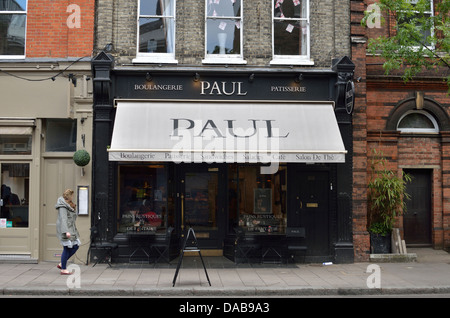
top-left (271, 0), bottom-right (312, 65)
top-left (397, 0), bottom-right (434, 48)
top-left (0, 0), bottom-right (27, 59)
top-left (133, 0), bottom-right (177, 64)
top-left (397, 110), bottom-right (439, 134)
top-left (203, 0), bottom-right (245, 64)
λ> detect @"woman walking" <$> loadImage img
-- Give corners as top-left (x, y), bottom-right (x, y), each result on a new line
top-left (55, 189), bottom-right (80, 275)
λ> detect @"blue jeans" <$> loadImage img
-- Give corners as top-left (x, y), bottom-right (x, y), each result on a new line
top-left (61, 245), bottom-right (79, 269)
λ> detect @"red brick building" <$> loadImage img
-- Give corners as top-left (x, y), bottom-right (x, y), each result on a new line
top-left (351, 0), bottom-right (450, 261)
top-left (0, 0), bottom-right (94, 263)
top-left (23, 0), bottom-right (93, 58)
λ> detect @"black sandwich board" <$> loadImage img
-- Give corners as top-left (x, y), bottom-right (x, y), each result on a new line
top-left (172, 227), bottom-right (211, 287)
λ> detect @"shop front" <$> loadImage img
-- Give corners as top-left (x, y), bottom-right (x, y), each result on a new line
top-left (91, 53), bottom-right (355, 264)
top-left (0, 63), bottom-right (93, 263)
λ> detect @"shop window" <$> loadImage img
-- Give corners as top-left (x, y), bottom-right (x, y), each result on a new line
top-left (228, 165), bottom-right (287, 234)
top-left (397, 110), bottom-right (439, 133)
top-left (117, 165), bottom-right (171, 234)
top-left (0, 0), bottom-right (27, 58)
top-left (0, 163), bottom-right (29, 228)
top-left (133, 0), bottom-right (177, 64)
top-left (45, 119), bottom-right (77, 152)
top-left (203, 0), bottom-right (245, 64)
top-left (271, 0), bottom-right (312, 65)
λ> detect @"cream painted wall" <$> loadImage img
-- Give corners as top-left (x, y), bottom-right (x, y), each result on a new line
top-left (0, 63), bottom-right (93, 262)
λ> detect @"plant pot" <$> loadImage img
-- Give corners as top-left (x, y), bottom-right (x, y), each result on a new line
top-left (370, 233), bottom-right (391, 254)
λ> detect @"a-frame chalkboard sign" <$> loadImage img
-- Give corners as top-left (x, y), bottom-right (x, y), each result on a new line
top-left (172, 227), bottom-right (211, 287)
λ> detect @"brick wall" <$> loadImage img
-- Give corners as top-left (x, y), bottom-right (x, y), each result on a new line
top-left (350, 0), bottom-right (370, 261)
top-left (95, 0), bottom-right (351, 67)
top-left (26, 0), bottom-right (94, 58)
top-left (365, 82), bottom-right (450, 250)
top-left (352, 0), bottom-right (450, 256)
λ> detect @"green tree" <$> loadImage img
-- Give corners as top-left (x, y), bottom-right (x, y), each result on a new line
top-left (362, 0), bottom-right (450, 91)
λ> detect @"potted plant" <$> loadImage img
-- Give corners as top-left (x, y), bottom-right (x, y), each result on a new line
top-left (367, 150), bottom-right (411, 253)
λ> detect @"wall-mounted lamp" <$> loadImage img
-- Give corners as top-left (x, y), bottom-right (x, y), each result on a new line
top-left (249, 73), bottom-right (255, 82)
top-left (295, 73), bottom-right (303, 83)
top-left (194, 72), bottom-right (200, 82)
top-left (104, 43), bottom-right (113, 52)
top-left (145, 72), bottom-right (153, 82)
top-left (68, 73), bottom-right (77, 87)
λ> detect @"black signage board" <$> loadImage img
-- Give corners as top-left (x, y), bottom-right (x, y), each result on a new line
top-left (112, 71), bottom-right (337, 102)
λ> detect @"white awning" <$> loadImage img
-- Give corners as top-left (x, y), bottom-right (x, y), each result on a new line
top-left (108, 101), bottom-right (346, 163)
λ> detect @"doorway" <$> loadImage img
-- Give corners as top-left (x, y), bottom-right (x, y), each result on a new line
top-left (288, 167), bottom-right (330, 259)
top-left (177, 164), bottom-right (226, 250)
top-left (403, 169), bottom-right (432, 246)
top-left (41, 158), bottom-right (77, 261)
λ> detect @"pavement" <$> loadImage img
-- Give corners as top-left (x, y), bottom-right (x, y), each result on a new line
top-left (0, 248), bottom-right (450, 297)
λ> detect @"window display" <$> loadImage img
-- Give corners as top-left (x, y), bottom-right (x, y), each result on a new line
top-left (0, 163), bottom-right (29, 228)
top-left (117, 165), bottom-right (171, 234)
top-left (229, 165), bottom-right (287, 234)
top-left (205, 0), bottom-right (242, 57)
top-left (272, 0), bottom-right (309, 58)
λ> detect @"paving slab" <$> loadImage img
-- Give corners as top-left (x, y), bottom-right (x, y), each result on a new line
top-left (0, 248), bottom-right (449, 297)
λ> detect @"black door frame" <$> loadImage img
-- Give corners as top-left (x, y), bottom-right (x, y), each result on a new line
top-left (175, 163), bottom-right (227, 249)
top-left (403, 169), bottom-right (432, 246)
top-left (288, 164), bottom-right (334, 262)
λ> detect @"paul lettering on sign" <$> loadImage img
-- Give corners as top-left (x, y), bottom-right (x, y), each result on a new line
top-left (170, 118), bottom-right (289, 139)
top-left (200, 81), bottom-right (247, 96)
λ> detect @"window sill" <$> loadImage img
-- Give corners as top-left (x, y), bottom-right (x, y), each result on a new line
top-left (0, 55), bottom-right (26, 61)
top-left (398, 130), bottom-right (439, 135)
top-left (270, 58), bottom-right (314, 66)
top-left (202, 57), bottom-right (247, 65)
top-left (132, 56), bottom-right (178, 64)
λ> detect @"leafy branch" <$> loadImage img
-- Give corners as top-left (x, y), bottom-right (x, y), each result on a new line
top-left (362, 0), bottom-right (450, 91)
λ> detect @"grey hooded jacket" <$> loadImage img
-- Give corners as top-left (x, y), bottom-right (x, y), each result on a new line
top-left (55, 196), bottom-right (80, 247)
